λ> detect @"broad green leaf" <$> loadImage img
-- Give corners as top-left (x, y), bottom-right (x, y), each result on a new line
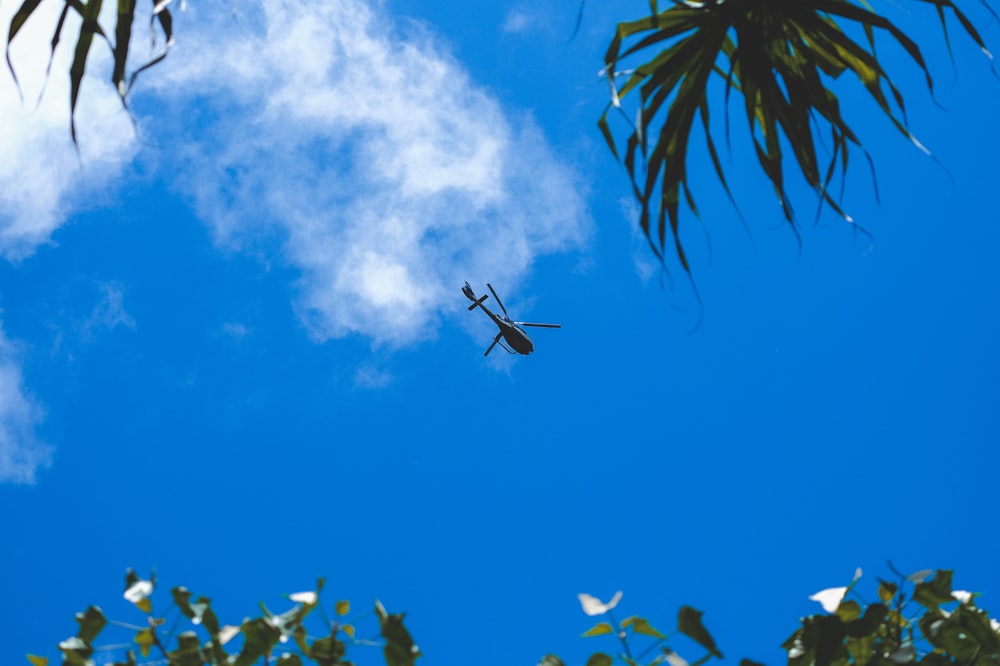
top-left (622, 615), bottom-right (665, 639)
top-left (811, 613), bottom-right (849, 666)
top-left (233, 617), bottom-right (282, 666)
top-left (309, 635), bottom-right (347, 666)
top-left (335, 599), bottom-right (350, 616)
top-left (341, 624), bottom-right (355, 638)
top-left (277, 655), bottom-right (303, 666)
top-left (586, 653), bottom-right (614, 666)
top-left (582, 623), bottom-right (614, 638)
top-left (26, 656), bottom-right (47, 666)
top-left (878, 579), bottom-right (897, 603)
top-left (846, 636), bottom-right (876, 666)
top-left (914, 570), bottom-right (955, 609)
top-left (846, 603), bottom-right (887, 638)
top-left (678, 606), bottom-right (722, 658)
top-left (167, 632), bottom-right (203, 666)
top-left (375, 601), bottom-right (420, 666)
top-left (836, 600), bottom-right (861, 623)
top-left (74, 606), bottom-right (106, 643)
top-left (57, 637), bottom-right (93, 666)
top-left (134, 628), bottom-right (156, 658)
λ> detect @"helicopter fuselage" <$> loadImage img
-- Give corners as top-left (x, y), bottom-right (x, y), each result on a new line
top-left (475, 302), bottom-right (535, 355)
top-left (463, 282), bottom-right (558, 356)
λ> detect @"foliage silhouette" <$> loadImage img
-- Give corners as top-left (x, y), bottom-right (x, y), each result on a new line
top-left (543, 568), bottom-right (999, 666)
top-left (27, 569), bottom-right (420, 666)
top-left (5, 0), bottom-right (173, 145)
top-left (598, 0), bottom-right (996, 276)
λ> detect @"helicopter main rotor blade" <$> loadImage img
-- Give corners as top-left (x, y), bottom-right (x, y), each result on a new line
top-left (484, 332), bottom-right (503, 356)
top-left (486, 283), bottom-right (508, 318)
top-left (517, 322), bottom-right (561, 328)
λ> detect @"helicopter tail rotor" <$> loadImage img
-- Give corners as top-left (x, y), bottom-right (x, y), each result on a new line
top-left (518, 322), bottom-right (561, 328)
top-left (467, 294), bottom-right (488, 311)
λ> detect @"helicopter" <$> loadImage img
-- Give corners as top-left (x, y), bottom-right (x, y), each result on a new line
top-left (462, 282), bottom-right (561, 356)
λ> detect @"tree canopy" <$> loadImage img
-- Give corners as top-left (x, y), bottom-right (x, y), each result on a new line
top-left (27, 568), bottom-right (1000, 666)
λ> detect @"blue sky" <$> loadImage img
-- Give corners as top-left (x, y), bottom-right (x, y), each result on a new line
top-left (1, 1), bottom-right (999, 665)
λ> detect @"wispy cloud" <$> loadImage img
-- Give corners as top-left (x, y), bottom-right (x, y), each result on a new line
top-left (353, 364), bottom-right (394, 390)
top-left (0, 1), bottom-right (137, 261)
top-left (620, 197), bottom-right (658, 282)
top-left (148, 0), bottom-right (591, 347)
top-left (0, 322), bottom-right (50, 484)
top-left (501, 10), bottom-right (534, 34)
top-left (81, 281), bottom-right (136, 340)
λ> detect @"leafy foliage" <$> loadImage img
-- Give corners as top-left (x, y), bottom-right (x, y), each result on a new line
top-left (5, 0), bottom-right (173, 145)
top-left (785, 567), bottom-right (1000, 666)
top-left (571, 591), bottom-right (726, 666)
top-left (600, 0), bottom-right (994, 274)
top-left (27, 568), bottom-right (418, 666)
top-left (543, 569), bottom-right (999, 666)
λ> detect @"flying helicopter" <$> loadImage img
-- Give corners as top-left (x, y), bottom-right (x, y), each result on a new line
top-left (462, 282), bottom-right (561, 356)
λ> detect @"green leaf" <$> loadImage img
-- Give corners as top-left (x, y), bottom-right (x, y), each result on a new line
top-left (582, 622), bottom-right (614, 638)
top-left (678, 606), bottom-right (723, 658)
top-left (836, 600), bottom-right (861, 623)
top-left (846, 603), bottom-right (887, 638)
top-left (877, 580), bottom-right (897, 604)
top-left (57, 637), bottom-right (93, 666)
top-left (277, 655), bottom-right (303, 666)
top-left (586, 654), bottom-right (614, 666)
top-left (26, 656), bottom-right (47, 666)
top-left (111, 0), bottom-right (135, 96)
top-left (134, 628), bottom-right (156, 658)
top-left (812, 614), bottom-right (849, 666)
top-left (68, 0), bottom-right (104, 145)
top-left (74, 606), bottom-right (106, 643)
top-left (5, 0), bottom-right (44, 97)
top-left (538, 656), bottom-right (566, 666)
top-left (335, 599), bottom-right (350, 616)
top-left (846, 635), bottom-right (876, 666)
top-left (308, 635), bottom-right (347, 666)
top-left (233, 618), bottom-right (281, 666)
top-left (914, 570), bottom-right (954, 609)
top-left (376, 601), bottom-right (420, 666)
top-left (167, 632), bottom-right (204, 666)
top-left (622, 616), bottom-right (665, 639)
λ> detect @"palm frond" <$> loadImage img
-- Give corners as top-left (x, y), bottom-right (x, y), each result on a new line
top-left (602, 0), bottom-right (993, 275)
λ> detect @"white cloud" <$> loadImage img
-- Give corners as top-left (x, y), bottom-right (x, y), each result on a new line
top-left (353, 364), bottom-right (394, 390)
top-left (0, 322), bottom-right (51, 484)
top-left (502, 10), bottom-right (533, 34)
top-left (620, 197), bottom-right (658, 282)
top-left (82, 281), bottom-right (136, 339)
top-left (0, 1), bottom-right (137, 260)
top-left (147, 0), bottom-right (591, 347)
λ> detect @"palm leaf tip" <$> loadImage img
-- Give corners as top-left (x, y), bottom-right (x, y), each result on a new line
top-left (600, 0), bottom-right (993, 273)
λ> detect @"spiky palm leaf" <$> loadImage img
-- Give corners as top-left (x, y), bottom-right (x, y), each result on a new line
top-left (600, 0), bottom-right (993, 273)
top-left (6, 0), bottom-right (174, 146)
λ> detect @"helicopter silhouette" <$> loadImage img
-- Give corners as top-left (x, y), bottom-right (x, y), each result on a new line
top-left (463, 282), bottom-right (561, 356)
